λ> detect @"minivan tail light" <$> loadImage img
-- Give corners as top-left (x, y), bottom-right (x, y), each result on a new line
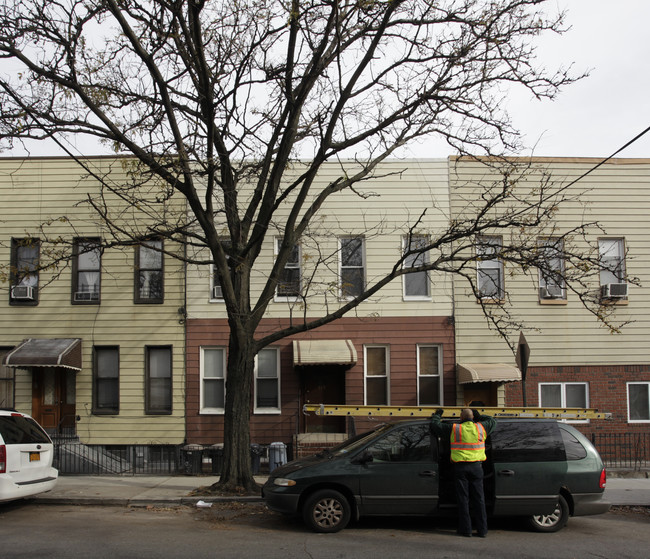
top-left (0, 445), bottom-right (6, 474)
top-left (599, 468), bottom-right (607, 489)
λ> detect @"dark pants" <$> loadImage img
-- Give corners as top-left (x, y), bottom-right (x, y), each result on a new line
top-left (454, 461), bottom-right (488, 536)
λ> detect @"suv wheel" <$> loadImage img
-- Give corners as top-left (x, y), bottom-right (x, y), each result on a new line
top-left (302, 489), bottom-right (351, 533)
top-left (527, 494), bottom-right (569, 532)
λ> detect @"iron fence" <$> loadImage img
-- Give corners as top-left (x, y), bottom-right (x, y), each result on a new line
top-left (591, 432), bottom-right (650, 470)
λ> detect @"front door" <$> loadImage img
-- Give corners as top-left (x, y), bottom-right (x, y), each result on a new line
top-left (302, 366), bottom-right (346, 433)
top-left (32, 368), bottom-right (76, 433)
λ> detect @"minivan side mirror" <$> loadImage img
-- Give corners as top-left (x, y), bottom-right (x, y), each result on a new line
top-left (352, 450), bottom-right (374, 465)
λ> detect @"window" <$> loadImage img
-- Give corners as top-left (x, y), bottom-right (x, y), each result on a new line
top-left (491, 421), bottom-right (566, 462)
top-left (365, 424), bottom-right (433, 463)
top-left (275, 239), bottom-right (301, 300)
top-left (403, 235), bottom-right (430, 299)
top-left (200, 347), bottom-right (226, 413)
top-left (365, 345), bottom-right (389, 405)
top-left (340, 237), bottom-right (365, 299)
top-left (476, 236), bottom-right (504, 299)
top-left (627, 382), bottom-right (650, 422)
top-left (539, 382), bottom-right (588, 422)
top-left (599, 238), bottom-right (627, 299)
top-left (255, 348), bottom-right (280, 412)
top-left (538, 238), bottom-right (566, 300)
top-left (0, 348), bottom-right (15, 408)
top-left (73, 239), bottom-right (101, 303)
top-left (10, 238), bottom-right (39, 304)
top-left (135, 239), bottom-right (163, 303)
top-left (211, 240), bottom-right (232, 301)
top-left (417, 345), bottom-right (442, 405)
top-left (93, 347), bottom-right (119, 414)
top-left (145, 346), bottom-right (172, 414)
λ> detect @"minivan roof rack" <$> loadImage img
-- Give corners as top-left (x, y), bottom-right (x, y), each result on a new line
top-left (302, 404), bottom-right (611, 421)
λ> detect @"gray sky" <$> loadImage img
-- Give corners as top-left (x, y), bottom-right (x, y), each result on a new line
top-left (5, 0), bottom-right (649, 160)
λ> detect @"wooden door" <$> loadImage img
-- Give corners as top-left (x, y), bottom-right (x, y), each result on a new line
top-left (32, 368), bottom-right (76, 433)
top-left (302, 366), bottom-right (346, 433)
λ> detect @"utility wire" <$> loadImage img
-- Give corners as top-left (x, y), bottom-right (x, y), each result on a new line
top-left (563, 124), bottom-right (650, 189)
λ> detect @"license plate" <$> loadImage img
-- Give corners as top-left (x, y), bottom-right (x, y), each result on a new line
top-left (29, 452), bottom-right (40, 462)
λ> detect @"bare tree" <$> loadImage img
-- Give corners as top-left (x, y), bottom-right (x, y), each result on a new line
top-left (0, 0), bottom-right (612, 491)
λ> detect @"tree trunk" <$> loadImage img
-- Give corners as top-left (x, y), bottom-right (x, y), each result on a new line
top-left (216, 328), bottom-right (258, 493)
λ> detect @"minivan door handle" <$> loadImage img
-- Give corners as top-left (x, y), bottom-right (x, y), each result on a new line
top-left (498, 469), bottom-right (515, 476)
top-left (419, 470), bottom-right (437, 477)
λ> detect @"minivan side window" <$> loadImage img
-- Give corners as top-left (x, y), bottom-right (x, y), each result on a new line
top-left (0, 416), bottom-right (51, 444)
top-left (490, 421), bottom-right (566, 462)
top-left (560, 428), bottom-right (588, 460)
top-left (365, 424), bottom-right (434, 462)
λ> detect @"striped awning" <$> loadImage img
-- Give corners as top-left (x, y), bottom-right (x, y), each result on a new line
top-left (2, 338), bottom-right (82, 371)
top-left (457, 363), bottom-right (521, 384)
top-left (293, 340), bottom-right (357, 367)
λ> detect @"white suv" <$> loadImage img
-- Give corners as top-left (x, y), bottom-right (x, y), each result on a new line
top-left (0, 409), bottom-right (58, 503)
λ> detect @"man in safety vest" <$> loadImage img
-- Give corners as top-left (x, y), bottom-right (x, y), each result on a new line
top-left (431, 408), bottom-right (496, 537)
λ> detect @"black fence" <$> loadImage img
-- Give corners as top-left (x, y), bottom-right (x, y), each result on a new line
top-left (53, 440), bottom-right (291, 476)
top-left (592, 432), bottom-right (650, 470)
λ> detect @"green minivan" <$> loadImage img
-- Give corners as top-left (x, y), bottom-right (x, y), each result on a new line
top-left (262, 418), bottom-right (610, 533)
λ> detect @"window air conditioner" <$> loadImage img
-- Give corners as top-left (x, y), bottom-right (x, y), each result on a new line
top-left (212, 286), bottom-right (223, 299)
top-left (74, 290), bottom-right (99, 301)
top-left (601, 283), bottom-right (628, 298)
top-left (539, 286), bottom-right (564, 299)
top-left (11, 285), bottom-right (34, 300)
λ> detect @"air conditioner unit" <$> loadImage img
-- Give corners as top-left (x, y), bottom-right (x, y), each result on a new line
top-left (74, 290), bottom-right (99, 302)
top-left (11, 285), bottom-right (34, 300)
top-left (539, 286), bottom-right (564, 299)
top-left (212, 286), bottom-right (223, 299)
top-left (601, 283), bottom-right (628, 299)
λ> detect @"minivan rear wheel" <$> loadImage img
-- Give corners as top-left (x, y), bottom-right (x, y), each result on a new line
top-left (302, 489), bottom-right (351, 533)
top-left (527, 494), bottom-right (569, 532)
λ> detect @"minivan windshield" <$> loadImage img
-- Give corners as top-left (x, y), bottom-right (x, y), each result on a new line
top-left (330, 423), bottom-right (394, 456)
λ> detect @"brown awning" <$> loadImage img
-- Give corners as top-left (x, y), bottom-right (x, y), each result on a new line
top-left (457, 363), bottom-right (521, 384)
top-left (2, 338), bottom-right (82, 371)
top-left (293, 340), bottom-right (357, 367)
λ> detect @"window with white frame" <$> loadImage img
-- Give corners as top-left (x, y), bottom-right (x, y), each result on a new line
top-left (275, 239), bottom-right (301, 299)
top-left (627, 382), bottom-right (650, 422)
top-left (476, 236), bottom-right (504, 299)
top-left (417, 345), bottom-right (442, 405)
top-left (599, 238), bottom-right (627, 299)
top-left (539, 382), bottom-right (589, 422)
top-left (200, 347), bottom-right (226, 413)
top-left (365, 345), bottom-right (389, 405)
top-left (340, 237), bottom-right (365, 299)
top-left (538, 238), bottom-right (566, 300)
top-left (255, 348), bottom-right (280, 412)
top-left (403, 235), bottom-right (430, 299)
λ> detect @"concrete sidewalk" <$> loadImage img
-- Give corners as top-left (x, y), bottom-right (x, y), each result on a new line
top-left (31, 473), bottom-right (650, 508)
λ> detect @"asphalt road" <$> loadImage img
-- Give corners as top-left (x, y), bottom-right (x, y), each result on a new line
top-left (1, 502), bottom-right (648, 559)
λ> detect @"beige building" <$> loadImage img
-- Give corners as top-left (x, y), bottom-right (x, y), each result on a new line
top-left (450, 157), bottom-right (650, 437)
top-left (0, 157), bottom-right (186, 465)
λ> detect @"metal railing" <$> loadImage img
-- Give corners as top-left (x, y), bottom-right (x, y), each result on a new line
top-left (592, 432), bottom-right (650, 470)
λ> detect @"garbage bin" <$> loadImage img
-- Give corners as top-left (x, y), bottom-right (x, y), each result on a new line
top-left (181, 444), bottom-right (203, 475)
top-left (268, 442), bottom-right (287, 472)
top-left (207, 444), bottom-right (224, 475)
top-left (250, 443), bottom-right (262, 474)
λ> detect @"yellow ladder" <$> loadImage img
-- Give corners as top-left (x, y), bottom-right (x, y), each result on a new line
top-left (303, 404), bottom-right (611, 421)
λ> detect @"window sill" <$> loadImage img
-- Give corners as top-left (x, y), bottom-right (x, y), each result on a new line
top-left (254, 408), bottom-right (281, 415)
top-left (539, 298), bottom-right (568, 305)
top-left (476, 297), bottom-right (504, 305)
top-left (403, 296), bottom-right (432, 302)
top-left (200, 409), bottom-right (225, 415)
top-left (601, 298), bottom-right (629, 306)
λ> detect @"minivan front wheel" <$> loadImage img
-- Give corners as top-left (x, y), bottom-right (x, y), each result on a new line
top-left (528, 494), bottom-right (569, 532)
top-left (303, 489), bottom-right (351, 533)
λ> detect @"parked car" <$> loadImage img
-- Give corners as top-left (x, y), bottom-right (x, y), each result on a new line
top-left (0, 409), bottom-right (58, 503)
top-left (262, 418), bottom-right (609, 533)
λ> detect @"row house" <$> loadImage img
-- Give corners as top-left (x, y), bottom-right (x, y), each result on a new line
top-left (450, 157), bottom-right (650, 442)
top-left (0, 157), bottom-right (186, 470)
top-left (2, 156), bottom-right (648, 469)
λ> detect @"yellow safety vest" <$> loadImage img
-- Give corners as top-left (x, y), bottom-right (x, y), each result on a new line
top-left (450, 422), bottom-right (487, 462)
